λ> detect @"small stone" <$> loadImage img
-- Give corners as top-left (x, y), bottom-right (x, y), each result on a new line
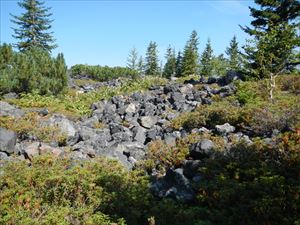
top-left (216, 123), bottom-right (235, 135)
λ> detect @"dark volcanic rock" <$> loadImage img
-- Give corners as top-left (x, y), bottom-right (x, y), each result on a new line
top-left (189, 139), bottom-right (215, 159)
top-left (0, 128), bottom-right (17, 154)
top-left (150, 168), bottom-right (195, 202)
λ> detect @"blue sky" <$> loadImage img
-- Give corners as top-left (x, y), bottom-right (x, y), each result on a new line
top-left (0, 0), bottom-right (255, 67)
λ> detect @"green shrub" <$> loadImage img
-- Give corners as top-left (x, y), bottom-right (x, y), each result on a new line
top-left (0, 44), bottom-right (67, 95)
top-left (0, 156), bottom-right (151, 225)
top-left (70, 64), bottom-right (138, 81)
top-left (196, 136), bottom-right (300, 225)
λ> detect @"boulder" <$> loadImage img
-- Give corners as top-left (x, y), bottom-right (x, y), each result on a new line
top-left (0, 128), bottom-right (17, 154)
top-left (139, 116), bottom-right (158, 129)
top-left (150, 168), bottom-right (195, 202)
top-left (125, 103), bottom-right (137, 114)
top-left (2, 92), bottom-right (18, 100)
top-left (132, 126), bottom-right (146, 144)
top-left (21, 142), bottom-right (62, 159)
top-left (189, 139), bottom-right (215, 159)
top-left (0, 101), bottom-right (24, 118)
top-left (216, 123), bottom-right (235, 135)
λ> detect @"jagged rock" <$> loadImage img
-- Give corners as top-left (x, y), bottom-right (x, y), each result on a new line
top-left (72, 142), bottom-right (96, 158)
top-left (109, 123), bottom-right (125, 134)
top-left (150, 168), bottom-right (195, 202)
top-left (2, 92), bottom-right (18, 100)
top-left (216, 123), bottom-right (235, 135)
top-left (115, 141), bottom-right (145, 160)
top-left (141, 102), bottom-right (156, 116)
top-left (0, 151), bottom-right (9, 160)
top-left (0, 128), bottom-right (17, 154)
top-left (139, 116), bottom-right (158, 129)
top-left (207, 75), bottom-right (219, 84)
top-left (218, 71), bottom-right (242, 86)
top-left (179, 84), bottom-right (193, 94)
top-left (163, 131), bottom-right (181, 146)
top-left (189, 139), bottom-right (215, 159)
top-left (112, 130), bottom-right (132, 142)
top-left (132, 126), bottom-right (146, 144)
top-left (0, 101), bottom-right (24, 118)
top-left (183, 160), bottom-right (202, 179)
top-left (21, 142), bottom-right (62, 160)
top-left (47, 114), bottom-right (77, 137)
top-left (125, 103), bottom-right (137, 114)
top-left (169, 92), bottom-right (185, 105)
top-left (38, 108), bottom-right (49, 117)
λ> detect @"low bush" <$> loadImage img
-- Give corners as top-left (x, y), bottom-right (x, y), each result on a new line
top-left (70, 64), bottom-right (138, 81)
top-left (0, 112), bottom-right (67, 144)
top-left (0, 44), bottom-right (67, 95)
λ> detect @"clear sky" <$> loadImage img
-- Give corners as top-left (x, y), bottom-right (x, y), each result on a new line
top-left (0, 0), bottom-right (256, 67)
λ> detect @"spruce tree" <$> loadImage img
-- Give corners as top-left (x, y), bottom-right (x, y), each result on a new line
top-left (212, 54), bottom-right (229, 77)
top-left (11, 0), bottom-right (57, 52)
top-left (145, 41), bottom-right (159, 76)
top-left (226, 35), bottom-right (240, 71)
top-left (182, 30), bottom-right (199, 76)
top-left (163, 45), bottom-right (176, 79)
top-left (127, 47), bottom-right (138, 71)
top-left (241, 0), bottom-right (300, 78)
top-left (200, 39), bottom-right (214, 76)
top-left (175, 51), bottom-right (183, 77)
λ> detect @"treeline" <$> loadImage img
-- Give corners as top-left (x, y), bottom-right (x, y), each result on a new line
top-left (126, 32), bottom-right (241, 79)
top-left (0, 0), bottom-right (299, 97)
top-left (70, 64), bottom-right (138, 81)
top-left (126, 0), bottom-right (299, 80)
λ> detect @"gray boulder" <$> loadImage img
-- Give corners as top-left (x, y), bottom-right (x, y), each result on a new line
top-left (0, 101), bottom-right (24, 118)
top-left (0, 128), bottom-right (17, 154)
top-left (21, 142), bottom-right (62, 160)
top-left (139, 116), bottom-right (158, 129)
top-left (189, 139), bottom-right (215, 159)
top-left (132, 126), bottom-right (146, 144)
top-left (150, 168), bottom-right (195, 202)
top-left (216, 123), bottom-right (235, 135)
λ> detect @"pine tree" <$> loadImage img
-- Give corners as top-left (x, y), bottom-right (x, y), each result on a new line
top-left (241, 0), bottom-right (300, 78)
top-left (212, 54), bottom-right (229, 77)
top-left (145, 41), bottom-right (159, 76)
top-left (175, 51), bottom-right (183, 77)
top-left (163, 45), bottom-right (176, 79)
top-left (182, 30), bottom-right (199, 76)
top-left (226, 35), bottom-right (240, 71)
top-left (200, 39), bottom-right (214, 76)
top-left (11, 0), bottom-right (57, 52)
top-left (127, 47), bottom-right (138, 70)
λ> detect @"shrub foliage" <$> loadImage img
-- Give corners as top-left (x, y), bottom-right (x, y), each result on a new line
top-left (0, 44), bottom-right (67, 95)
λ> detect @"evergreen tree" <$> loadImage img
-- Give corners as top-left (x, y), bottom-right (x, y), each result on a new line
top-left (182, 30), bottom-right (199, 76)
top-left (137, 56), bottom-right (144, 75)
top-left (241, 0), bottom-right (300, 78)
top-left (200, 39), bottom-right (214, 76)
top-left (127, 47), bottom-right (138, 70)
top-left (145, 41), bottom-right (159, 76)
top-left (11, 0), bottom-right (57, 52)
top-left (212, 54), bottom-right (229, 77)
top-left (175, 51), bottom-right (183, 77)
top-left (226, 35), bottom-right (241, 71)
top-left (163, 45), bottom-right (176, 79)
